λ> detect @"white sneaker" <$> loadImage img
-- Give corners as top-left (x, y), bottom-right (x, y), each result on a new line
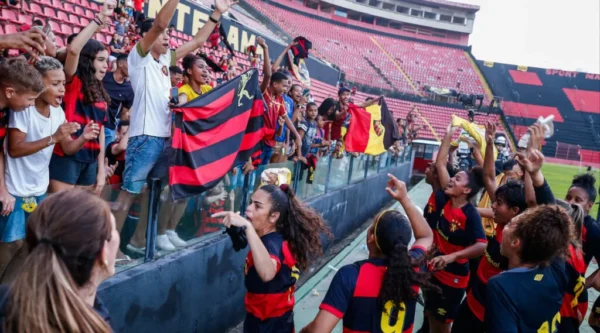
top-left (166, 230), bottom-right (186, 247)
top-left (156, 234), bottom-right (176, 251)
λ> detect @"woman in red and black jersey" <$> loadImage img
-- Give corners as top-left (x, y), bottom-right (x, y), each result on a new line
top-left (425, 124), bottom-right (487, 333)
top-left (213, 184), bottom-right (330, 333)
top-left (300, 174), bottom-right (438, 333)
top-left (48, 1), bottom-right (115, 194)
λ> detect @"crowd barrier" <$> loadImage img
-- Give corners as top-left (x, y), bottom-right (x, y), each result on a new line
top-left (95, 147), bottom-right (414, 333)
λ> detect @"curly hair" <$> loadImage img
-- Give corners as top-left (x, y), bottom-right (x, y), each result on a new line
top-left (375, 210), bottom-right (440, 311)
top-left (513, 205), bottom-right (573, 266)
top-left (77, 40), bottom-right (111, 105)
top-left (260, 184), bottom-right (331, 270)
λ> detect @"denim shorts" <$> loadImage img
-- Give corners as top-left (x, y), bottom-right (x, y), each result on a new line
top-left (49, 155), bottom-right (98, 186)
top-left (260, 145), bottom-right (274, 166)
top-left (122, 135), bottom-right (168, 194)
top-left (0, 193), bottom-right (46, 242)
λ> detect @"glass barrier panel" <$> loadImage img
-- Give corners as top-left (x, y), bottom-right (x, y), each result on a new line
top-left (296, 155), bottom-right (329, 199)
top-left (367, 155), bottom-right (380, 176)
top-left (379, 152), bottom-right (389, 170)
top-left (100, 180), bottom-right (149, 273)
top-left (252, 160), bottom-right (297, 195)
top-left (350, 154), bottom-right (367, 183)
top-left (328, 155), bottom-right (351, 190)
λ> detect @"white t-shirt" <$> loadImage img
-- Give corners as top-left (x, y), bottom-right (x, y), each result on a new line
top-left (5, 105), bottom-right (65, 197)
top-left (127, 43), bottom-right (175, 138)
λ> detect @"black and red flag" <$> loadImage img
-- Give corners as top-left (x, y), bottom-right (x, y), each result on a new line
top-left (169, 69), bottom-right (265, 200)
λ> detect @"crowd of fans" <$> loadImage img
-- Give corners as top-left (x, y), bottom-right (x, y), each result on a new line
top-left (0, 0), bottom-right (598, 332)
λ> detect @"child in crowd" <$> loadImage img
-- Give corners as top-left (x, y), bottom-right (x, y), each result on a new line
top-left (106, 121), bottom-right (129, 185)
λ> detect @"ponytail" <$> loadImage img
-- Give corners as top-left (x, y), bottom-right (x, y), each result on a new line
top-left (374, 211), bottom-right (440, 312)
top-left (4, 189), bottom-right (113, 333)
top-left (5, 242), bottom-right (111, 333)
top-left (261, 184), bottom-right (332, 270)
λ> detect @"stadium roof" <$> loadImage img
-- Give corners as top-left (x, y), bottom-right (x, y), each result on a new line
top-left (404, 0), bottom-right (480, 12)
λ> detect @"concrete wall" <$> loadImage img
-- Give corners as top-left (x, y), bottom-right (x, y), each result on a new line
top-left (97, 162), bottom-right (412, 333)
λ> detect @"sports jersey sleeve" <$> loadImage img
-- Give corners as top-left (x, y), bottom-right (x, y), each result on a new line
top-left (298, 120), bottom-right (309, 133)
top-left (485, 278), bottom-right (519, 333)
top-left (263, 237), bottom-right (283, 272)
top-left (534, 179), bottom-right (555, 205)
top-left (320, 265), bottom-right (358, 319)
top-left (128, 43), bottom-right (153, 68)
top-left (8, 108), bottom-right (30, 134)
top-left (0, 109), bottom-right (9, 152)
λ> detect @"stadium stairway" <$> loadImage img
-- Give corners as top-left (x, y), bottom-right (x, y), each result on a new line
top-left (364, 57), bottom-right (394, 90)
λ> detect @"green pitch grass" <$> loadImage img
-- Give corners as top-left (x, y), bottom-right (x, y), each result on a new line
top-left (542, 163), bottom-right (600, 218)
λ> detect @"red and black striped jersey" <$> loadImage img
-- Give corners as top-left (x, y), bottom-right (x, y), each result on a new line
top-left (430, 190), bottom-right (487, 289)
top-left (558, 244), bottom-right (588, 333)
top-left (0, 108), bottom-right (8, 152)
top-left (466, 223), bottom-right (509, 322)
top-left (53, 75), bottom-right (107, 163)
top-left (244, 232), bottom-right (299, 322)
top-left (319, 246), bottom-right (426, 333)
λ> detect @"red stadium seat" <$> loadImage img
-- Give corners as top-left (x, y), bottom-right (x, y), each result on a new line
top-left (79, 17), bottom-right (89, 26)
top-left (61, 24), bottom-right (73, 35)
top-left (89, 2), bottom-right (98, 11)
top-left (74, 6), bottom-right (86, 17)
top-left (73, 26), bottom-right (81, 33)
top-left (55, 36), bottom-right (64, 48)
top-left (69, 14), bottom-right (81, 26)
top-left (43, 7), bottom-right (56, 18)
top-left (57, 10), bottom-right (70, 23)
top-left (48, 20), bottom-right (61, 33)
top-left (5, 24), bottom-right (18, 34)
top-left (51, 0), bottom-right (63, 10)
top-left (1, 8), bottom-right (21, 24)
top-left (63, 3), bottom-right (74, 13)
top-left (26, 2), bottom-right (44, 15)
top-left (0, 25), bottom-right (4, 35)
top-left (95, 33), bottom-right (106, 44)
top-left (84, 9), bottom-right (94, 19)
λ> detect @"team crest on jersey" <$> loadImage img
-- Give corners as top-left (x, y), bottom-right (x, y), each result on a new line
top-left (449, 223), bottom-right (458, 232)
top-left (162, 65), bottom-right (168, 76)
top-left (534, 274), bottom-right (544, 281)
top-left (437, 308), bottom-right (447, 316)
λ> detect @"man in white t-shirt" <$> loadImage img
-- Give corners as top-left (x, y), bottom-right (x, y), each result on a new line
top-left (114, 0), bottom-right (239, 254)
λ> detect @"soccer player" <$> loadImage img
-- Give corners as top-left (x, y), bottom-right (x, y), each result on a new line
top-left (425, 124), bottom-right (487, 333)
top-left (213, 184), bottom-right (329, 332)
top-left (299, 174), bottom-right (435, 333)
top-left (453, 122), bottom-right (553, 333)
top-left (485, 205), bottom-right (572, 333)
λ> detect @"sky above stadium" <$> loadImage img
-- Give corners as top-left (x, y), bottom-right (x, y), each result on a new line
top-left (460, 0), bottom-right (600, 73)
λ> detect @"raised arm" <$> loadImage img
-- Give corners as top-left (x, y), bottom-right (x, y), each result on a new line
top-left (258, 37), bottom-right (271, 93)
top-left (137, 0), bottom-right (179, 56)
top-left (65, 0), bottom-right (115, 81)
top-left (435, 124), bottom-right (458, 189)
top-left (482, 121), bottom-right (498, 201)
top-left (59, 121), bottom-right (100, 155)
top-left (175, 0), bottom-right (238, 60)
top-left (0, 30), bottom-right (46, 61)
top-left (356, 96), bottom-right (383, 109)
top-left (386, 174), bottom-right (433, 250)
top-left (271, 42), bottom-right (295, 72)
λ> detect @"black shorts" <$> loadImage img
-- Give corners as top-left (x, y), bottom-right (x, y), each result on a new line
top-left (424, 276), bottom-right (465, 323)
top-left (49, 154), bottom-right (98, 186)
top-left (451, 300), bottom-right (485, 333)
top-left (244, 311), bottom-right (294, 333)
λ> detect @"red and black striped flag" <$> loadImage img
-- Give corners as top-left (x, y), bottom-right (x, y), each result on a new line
top-left (169, 69), bottom-right (265, 200)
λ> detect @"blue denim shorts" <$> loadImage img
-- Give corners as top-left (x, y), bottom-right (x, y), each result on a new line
top-left (0, 193), bottom-right (46, 242)
top-left (122, 135), bottom-right (168, 194)
top-left (49, 155), bottom-right (98, 186)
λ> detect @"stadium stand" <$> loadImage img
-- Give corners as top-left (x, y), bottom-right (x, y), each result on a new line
top-left (478, 61), bottom-right (600, 164)
top-left (243, 0), bottom-right (490, 101)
